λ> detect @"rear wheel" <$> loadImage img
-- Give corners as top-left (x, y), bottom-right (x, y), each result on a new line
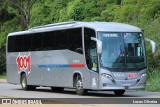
top-left (51, 87), bottom-right (64, 92)
top-left (75, 75), bottom-right (87, 95)
top-left (21, 74), bottom-right (36, 90)
top-left (114, 90), bottom-right (125, 96)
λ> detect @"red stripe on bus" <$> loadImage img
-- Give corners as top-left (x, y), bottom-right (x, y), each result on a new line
top-left (70, 64), bottom-right (85, 68)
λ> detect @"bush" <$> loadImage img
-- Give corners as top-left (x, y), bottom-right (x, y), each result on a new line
top-left (146, 67), bottom-right (160, 92)
top-left (147, 50), bottom-right (160, 68)
top-left (0, 47), bottom-right (6, 74)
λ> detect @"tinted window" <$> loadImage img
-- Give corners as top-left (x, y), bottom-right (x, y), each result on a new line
top-left (31, 33), bottom-right (43, 51)
top-left (68, 28), bottom-right (83, 54)
top-left (43, 31), bottom-right (55, 50)
top-left (8, 28), bottom-right (83, 53)
top-left (15, 35), bottom-right (23, 52)
top-left (55, 30), bottom-right (68, 50)
top-left (8, 36), bottom-right (15, 52)
top-left (23, 34), bottom-right (32, 51)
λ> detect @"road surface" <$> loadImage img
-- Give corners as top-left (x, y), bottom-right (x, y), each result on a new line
top-left (0, 82), bottom-right (160, 98)
top-left (0, 82), bottom-right (160, 104)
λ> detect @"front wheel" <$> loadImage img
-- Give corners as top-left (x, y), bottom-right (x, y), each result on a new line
top-left (114, 90), bottom-right (125, 96)
top-left (21, 74), bottom-right (36, 90)
top-left (76, 76), bottom-right (87, 95)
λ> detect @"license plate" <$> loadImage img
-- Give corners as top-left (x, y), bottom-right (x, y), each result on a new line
top-left (128, 73), bottom-right (136, 79)
top-left (122, 83), bottom-right (131, 86)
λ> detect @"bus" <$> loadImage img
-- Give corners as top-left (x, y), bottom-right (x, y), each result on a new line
top-left (6, 21), bottom-right (157, 96)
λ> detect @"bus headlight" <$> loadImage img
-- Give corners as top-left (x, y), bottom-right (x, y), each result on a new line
top-left (140, 73), bottom-right (146, 79)
top-left (101, 73), bottom-right (114, 81)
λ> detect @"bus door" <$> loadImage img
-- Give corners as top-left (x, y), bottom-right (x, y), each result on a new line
top-left (84, 28), bottom-right (99, 89)
top-left (89, 48), bottom-right (99, 89)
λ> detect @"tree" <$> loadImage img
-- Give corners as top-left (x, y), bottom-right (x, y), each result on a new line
top-left (0, 0), bottom-right (160, 74)
top-left (67, 0), bottom-right (85, 21)
top-left (7, 0), bottom-right (37, 30)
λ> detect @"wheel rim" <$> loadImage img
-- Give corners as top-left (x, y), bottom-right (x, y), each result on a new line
top-left (22, 77), bottom-right (26, 88)
top-left (76, 80), bottom-right (83, 90)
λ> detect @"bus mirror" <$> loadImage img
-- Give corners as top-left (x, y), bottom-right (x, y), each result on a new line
top-left (91, 37), bottom-right (102, 54)
top-left (145, 38), bottom-right (157, 54)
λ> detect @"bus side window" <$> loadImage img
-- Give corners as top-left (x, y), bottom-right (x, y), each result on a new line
top-left (8, 36), bottom-right (15, 52)
top-left (15, 36), bottom-right (23, 52)
top-left (23, 34), bottom-right (31, 52)
top-left (55, 30), bottom-right (68, 50)
top-left (31, 33), bottom-right (43, 51)
top-left (68, 28), bottom-right (83, 54)
top-left (43, 31), bottom-right (55, 50)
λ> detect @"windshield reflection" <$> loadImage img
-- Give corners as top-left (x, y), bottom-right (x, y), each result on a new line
top-left (98, 32), bottom-right (146, 70)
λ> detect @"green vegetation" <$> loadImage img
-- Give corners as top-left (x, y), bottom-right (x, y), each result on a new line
top-left (146, 68), bottom-right (160, 92)
top-left (0, 72), bottom-right (6, 79)
top-left (0, 0), bottom-right (160, 91)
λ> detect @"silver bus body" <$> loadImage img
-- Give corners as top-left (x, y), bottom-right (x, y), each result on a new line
top-left (6, 22), bottom-right (148, 95)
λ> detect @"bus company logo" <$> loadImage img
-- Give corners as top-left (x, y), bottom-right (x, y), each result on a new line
top-left (16, 53), bottom-right (31, 74)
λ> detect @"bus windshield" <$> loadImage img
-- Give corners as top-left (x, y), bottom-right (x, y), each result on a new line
top-left (98, 32), bottom-right (146, 70)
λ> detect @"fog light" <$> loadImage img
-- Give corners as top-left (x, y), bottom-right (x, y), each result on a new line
top-left (103, 83), bottom-right (107, 87)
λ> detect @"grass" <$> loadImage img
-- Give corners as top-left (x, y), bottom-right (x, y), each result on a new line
top-left (146, 68), bottom-right (160, 92)
top-left (0, 72), bottom-right (6, 79)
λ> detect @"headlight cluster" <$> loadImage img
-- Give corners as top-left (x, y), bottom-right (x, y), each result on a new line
top-left (101, 73), bottom-right (114, 81)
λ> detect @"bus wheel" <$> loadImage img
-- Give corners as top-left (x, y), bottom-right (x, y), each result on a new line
top-left (51, 87), bottom-right (64, 92)
top-left (76, 76), bottom-right (87, 95)
top-left (114, 90), bottom-right (125, 96)
top-left (21, 74), bottom-right (36, 90)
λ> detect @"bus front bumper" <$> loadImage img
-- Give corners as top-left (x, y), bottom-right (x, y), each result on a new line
top-left (98, 76), bottom-right (146, 90)
top-left (98, 85), bottom-right (145, 90)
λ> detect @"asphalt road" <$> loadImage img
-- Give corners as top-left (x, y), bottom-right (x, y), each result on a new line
top-left (0, 82), bottom-right (160, 98)
top-left (0, 82), bottom-right (160, 104)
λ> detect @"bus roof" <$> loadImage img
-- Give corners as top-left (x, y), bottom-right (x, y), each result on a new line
top-left (8, 21), bottom-right (142, 36)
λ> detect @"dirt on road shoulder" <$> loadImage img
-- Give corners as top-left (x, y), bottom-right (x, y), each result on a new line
top-left (0, 79), bottom-right (7, 82)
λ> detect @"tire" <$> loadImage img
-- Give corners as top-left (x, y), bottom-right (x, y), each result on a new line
top-left (51, 87), bottom-right (64, 92)
top-left (75, 76), bottom-right (87, 95)
top-left (114, 90), bottom-right (125, 96)
top-left (21, 74), bottom-right (36, 90)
